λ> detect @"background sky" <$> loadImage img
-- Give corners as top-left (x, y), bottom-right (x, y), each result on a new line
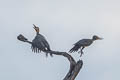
top-left (0, 0), bottom-right (120, 80)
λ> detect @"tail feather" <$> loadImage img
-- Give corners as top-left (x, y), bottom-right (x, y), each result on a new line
top-left (69, 45), bottom-right (81, 53)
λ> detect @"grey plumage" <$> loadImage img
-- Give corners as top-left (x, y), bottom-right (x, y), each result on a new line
top-left (31, 34), bottom-right (51, 51)
top-left (31, 24), bottom-right (52, 57)
top-left (69, 35), bottom-right (103, 57)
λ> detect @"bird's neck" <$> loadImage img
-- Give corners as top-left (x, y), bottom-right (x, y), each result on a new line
top-left (92, 39), bottom-right (96, 41)
top-left (36, 32), bottom-right (39, 35)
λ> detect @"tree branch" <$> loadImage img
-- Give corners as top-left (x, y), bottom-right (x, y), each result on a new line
top-left (17, 34), bottom-right (83, 80)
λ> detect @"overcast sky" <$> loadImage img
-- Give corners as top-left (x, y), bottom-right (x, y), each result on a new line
top-left (0, 0), bottom-right (120, 80)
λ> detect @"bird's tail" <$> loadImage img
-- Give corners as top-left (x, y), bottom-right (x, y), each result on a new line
top-left (69, 45), bottom-right (80, 53)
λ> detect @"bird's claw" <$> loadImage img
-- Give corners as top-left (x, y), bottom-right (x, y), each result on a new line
top-left (80, 51), bottom-right (84, 57)
top-left (78, 51), bottom-right (81, 53)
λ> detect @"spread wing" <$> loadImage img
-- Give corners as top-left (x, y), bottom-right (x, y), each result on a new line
top-left (31, 34), bottom-right (50, 53)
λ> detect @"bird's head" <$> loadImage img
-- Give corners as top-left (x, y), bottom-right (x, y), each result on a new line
top-left (33, 24), bottom-right (40, 34)
top-left (92, 35), bottom-right (103, 40)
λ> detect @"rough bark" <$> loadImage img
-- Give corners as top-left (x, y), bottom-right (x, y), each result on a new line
top-left (17, 34), bottom-right (83, 80)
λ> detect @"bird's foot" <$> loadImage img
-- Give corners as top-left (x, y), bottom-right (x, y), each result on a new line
top-left (45, 53), bottom-right (48, 57)
top-left (78, 51), bottom-right (81, 54)
top-left (80, 51), bottom-right (84, 57)
top-left (50, 53), bottom-right (53, 57)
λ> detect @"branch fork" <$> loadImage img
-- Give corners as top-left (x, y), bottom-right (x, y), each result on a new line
top-left (17, 34), bottom-right (83, 80)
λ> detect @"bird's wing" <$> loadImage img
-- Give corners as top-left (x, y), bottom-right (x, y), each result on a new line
top-left (74, 39), bottom-right (92, 46)
top-left (32, 37), bottom-right (44, 51)
top-left (38, 34), bottom-right (50, 50)
top-left (32, 34), bottom-right (50, 51)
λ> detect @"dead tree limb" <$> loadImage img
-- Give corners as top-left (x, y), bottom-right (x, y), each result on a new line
top-left (17, 34), bottom-right (83, 80)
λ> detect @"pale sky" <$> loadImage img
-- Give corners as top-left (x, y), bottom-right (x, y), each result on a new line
top-left (0, 0), bottom-right (120, 80)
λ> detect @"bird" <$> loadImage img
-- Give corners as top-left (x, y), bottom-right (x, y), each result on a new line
top-left (69, 35), bottom-right (103, 57)
top-left (17, 24), bottom-right (52, 57)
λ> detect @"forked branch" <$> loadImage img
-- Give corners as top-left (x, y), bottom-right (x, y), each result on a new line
top-left (17, 34), bottom-right (83, 80)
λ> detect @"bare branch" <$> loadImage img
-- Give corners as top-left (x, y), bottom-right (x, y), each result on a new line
top-left (17, 34), bottom-right (83, 80)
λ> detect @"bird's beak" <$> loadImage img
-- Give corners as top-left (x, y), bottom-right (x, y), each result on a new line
top-left (33, 24), bottom-right (37, 29)
top-left (98, 37), bottom-right (103, 40)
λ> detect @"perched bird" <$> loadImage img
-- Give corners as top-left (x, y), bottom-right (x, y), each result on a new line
top-left (32, 24), bottom-right (52, 57)
top-left (17, 24), bottom-right (52, 57)
top-left (69, 35), bottom-right (103, 57)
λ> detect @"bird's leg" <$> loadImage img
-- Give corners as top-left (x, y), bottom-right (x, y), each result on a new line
top-left (80, 47), bottom-right (85, 57)
top-left (78, 47), bottom-right (82, 53)
top-left (78, 49), bottom-right (81, 53)
top-left (46, 53), bottom-right (48, 57)
top-left (50, 53), bottom-right (53, 57)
